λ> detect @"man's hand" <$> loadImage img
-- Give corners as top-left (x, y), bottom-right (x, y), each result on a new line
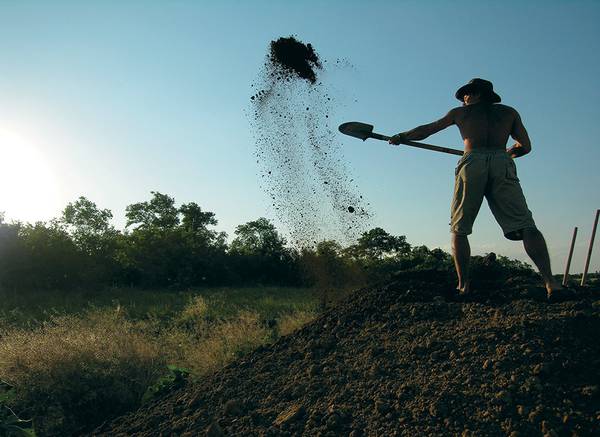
top-left (389, 132), bottom-right (408, 145)
top-left (507, 143), bottom-right (527, 158)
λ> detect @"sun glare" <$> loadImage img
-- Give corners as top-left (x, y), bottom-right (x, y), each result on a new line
top-left (0, 126), bottom-right (61, 223)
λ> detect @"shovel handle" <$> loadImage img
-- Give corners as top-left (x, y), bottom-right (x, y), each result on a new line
top-left (370, 132), bottom-right (463, 156)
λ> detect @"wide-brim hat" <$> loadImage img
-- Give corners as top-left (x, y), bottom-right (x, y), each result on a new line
top-left (455, 78), bottom-right (501, 103)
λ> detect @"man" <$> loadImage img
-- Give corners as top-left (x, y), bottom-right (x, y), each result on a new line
top-left (389, 78), bottom-right (564, 300)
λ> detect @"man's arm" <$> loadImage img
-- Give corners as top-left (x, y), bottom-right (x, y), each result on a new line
top-left (507, 110), bottom-right (532, 158)
top-left (389, 109), bottom-right (456, 145)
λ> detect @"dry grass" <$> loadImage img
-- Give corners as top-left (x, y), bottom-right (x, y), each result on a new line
top-left (180, 310), bottom-right (271, 375)
top-left (178, 295), bottom-right (209, 322)
top-left (277, 310), bottom-right (317, 337)
top-left (161, 299), bottom-right (316, 374)
top-left (0, 288), bottom-right (321, 435)
top-left (0, 309), bottom-right (166, 436)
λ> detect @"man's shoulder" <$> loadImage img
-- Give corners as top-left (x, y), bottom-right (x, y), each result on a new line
top-left (448, 106), bottom-right (466, 116)
top-left (447, 104), bottom-right (517, 115)
top-left (494, 103), bottom-right (518, 114)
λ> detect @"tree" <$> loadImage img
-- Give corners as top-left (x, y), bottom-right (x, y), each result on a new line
top-left (229, 218), bottom-right (295, 284)
top-left (62, 197), bottom-right (118, 255)
top-left (404, 245), bottom-right (453, 271)
top-left (0, 215), bottom-right (22, 290)
top-left (13, 220), bottom-right (83, 289)
top-left (305, 240), bottom-right (359, 289)
top-left (61, 197), bottom-right (121, 286)
top-left (230, 218), bottom-right (286, 258)
top-left (177, 202), bottom-right (228, 285)
top-left (316, 240), bottom-right (343, 258)
top-left (120, 194), bottom-right (230, 287)
top-left (125, 192), bottom-right (180, 231)
top-left (179, 202), bottom-right (217, 232)
top-left (347, 227), bottom-right (411, 260)
top-left (179, 201), bottom-right (226, 254)
top-left (121, 192), bottom-right (183, 286)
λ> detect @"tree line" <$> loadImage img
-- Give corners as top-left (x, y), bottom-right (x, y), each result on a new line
top-left (0, 192), bottom-right (533, 291)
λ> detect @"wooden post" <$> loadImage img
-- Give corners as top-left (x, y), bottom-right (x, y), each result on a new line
top-left (563, 227), bottom-right (578, 286)
top-left (581, 209), bottom-right (600, 286)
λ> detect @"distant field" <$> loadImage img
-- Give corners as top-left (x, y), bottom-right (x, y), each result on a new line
top-left (0, 286), bottom-right (322, 436)
top-left (0, 286), bottom-right (320, 328)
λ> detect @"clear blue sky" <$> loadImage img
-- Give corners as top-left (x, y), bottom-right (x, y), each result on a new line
top-left (1, 0), bottom-right (599, 272)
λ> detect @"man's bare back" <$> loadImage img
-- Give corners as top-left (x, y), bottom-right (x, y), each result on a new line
top-left (452, 103), bottom-right (525, 153)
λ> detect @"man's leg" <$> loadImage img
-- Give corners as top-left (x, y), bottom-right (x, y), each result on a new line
top-left (452, 233), bottom-right (471, 293)
top-left (522, 228), bottom-right (563, 294)
top-left (450, 153), bottom-right (485, 294)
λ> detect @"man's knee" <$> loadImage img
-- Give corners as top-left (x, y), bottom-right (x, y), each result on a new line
top-left (451, 233), bottom-right (469, 249)
top-left (506, 226), bottom-right (538, 241)
top-left (521, 227), bottom-right (542, 240)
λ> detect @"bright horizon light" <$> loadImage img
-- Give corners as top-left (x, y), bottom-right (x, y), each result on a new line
top-left (0, 125), bottom-right (61, 223)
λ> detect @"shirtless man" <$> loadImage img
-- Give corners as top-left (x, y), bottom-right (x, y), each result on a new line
top-left (389, 78), bottom-right (564, 299)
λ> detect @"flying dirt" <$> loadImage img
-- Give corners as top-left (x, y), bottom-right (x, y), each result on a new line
top-left (249, 36), bottom-right (371, 247)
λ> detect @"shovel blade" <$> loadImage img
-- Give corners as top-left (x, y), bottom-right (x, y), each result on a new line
top-left (338, 122), bottom-right (374, 141)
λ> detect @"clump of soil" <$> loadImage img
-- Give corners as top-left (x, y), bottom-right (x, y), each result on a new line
top-left (270, 36), bottom-right (322, 84)
top-left (249, 35), bottom-right (371, 247)
top-left (93, 274), bottom-right (600, 436)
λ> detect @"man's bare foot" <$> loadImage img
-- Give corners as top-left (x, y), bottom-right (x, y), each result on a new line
top-left (545, 280), bottom-right (564, 295)
top-left (457, 282), bottom-right (471, 295)
top-left (546, 280), bottom-right (571, 302)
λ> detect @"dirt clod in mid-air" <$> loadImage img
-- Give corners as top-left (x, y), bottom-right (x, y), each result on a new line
top-left (270, 36), bottom-right (322, 84)
top-left (249, 35), bottom-right (371, 247)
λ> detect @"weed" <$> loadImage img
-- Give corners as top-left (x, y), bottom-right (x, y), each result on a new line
top-left (141, 365), bottom-right (191, 405)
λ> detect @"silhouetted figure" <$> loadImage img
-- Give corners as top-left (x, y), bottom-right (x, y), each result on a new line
top-left (389, 78), bottom-right (565, 299)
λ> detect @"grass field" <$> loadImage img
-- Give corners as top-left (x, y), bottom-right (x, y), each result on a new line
top-left (0, 286), bottom-right (320, 327)
top-left (0, 286), bottom-right (322, 436)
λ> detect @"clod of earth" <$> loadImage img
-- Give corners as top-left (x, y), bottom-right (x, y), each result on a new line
top-left (270, 36), bottom-right (322, 84)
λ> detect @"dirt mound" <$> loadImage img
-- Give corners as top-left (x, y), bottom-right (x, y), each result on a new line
top-left (93, 273), bottom-right (600, 436)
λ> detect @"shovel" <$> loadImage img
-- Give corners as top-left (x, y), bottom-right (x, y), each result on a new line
top-left (338, 121), bottom-right (464, 156)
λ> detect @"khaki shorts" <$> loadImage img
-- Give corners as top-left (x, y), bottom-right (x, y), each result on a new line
top-left (450, 150), bottom-right (536, 240)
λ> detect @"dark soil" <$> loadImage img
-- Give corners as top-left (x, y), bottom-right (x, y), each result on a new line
top-left (249, 36), bottom-right (371, 247)
top-left (92, 272), bottom-right (600, 436)
top-left (270, 37), bottom-right (322, 84)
